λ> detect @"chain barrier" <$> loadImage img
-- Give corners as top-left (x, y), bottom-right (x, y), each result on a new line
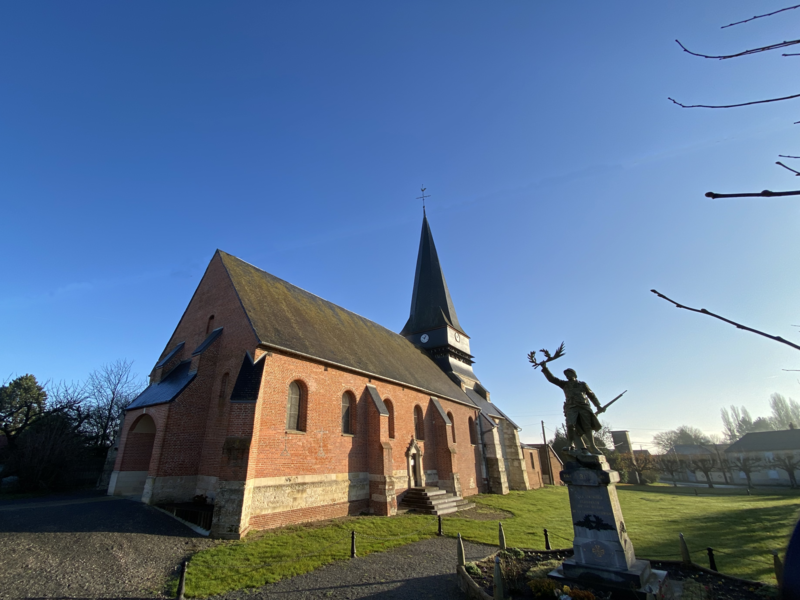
top-left (546, 531), bottom-right (573, 544)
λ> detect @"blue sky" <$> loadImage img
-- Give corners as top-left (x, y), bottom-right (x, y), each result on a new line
top-left (3, 1), bottom-right (800, 449)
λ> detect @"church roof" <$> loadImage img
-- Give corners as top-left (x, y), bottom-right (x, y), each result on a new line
top-left (127, 360), bottom-right (196, 410)
top-left (218, 251), bottom-right (476, 406)
top-left (400, 213), bottom-right (465, 336)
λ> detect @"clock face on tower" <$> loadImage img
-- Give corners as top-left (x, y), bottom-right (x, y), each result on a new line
top-left (454, 332), bottom-right (461, 342)
top-left (420, 334), bottom-right (429, 343)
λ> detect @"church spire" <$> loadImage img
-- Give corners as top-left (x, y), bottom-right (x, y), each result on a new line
top-left (401, 212), bottom-right (466, 337)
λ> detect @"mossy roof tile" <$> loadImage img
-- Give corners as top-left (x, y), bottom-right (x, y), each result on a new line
top-left (218, 251), bottom-right (476, 406)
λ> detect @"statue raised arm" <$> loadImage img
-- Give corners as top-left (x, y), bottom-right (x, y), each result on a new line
top-left (540, 363), bottom-right (605, 456)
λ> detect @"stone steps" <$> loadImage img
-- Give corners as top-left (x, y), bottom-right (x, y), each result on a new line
top-left (399, 487), bottom-right (474, 515)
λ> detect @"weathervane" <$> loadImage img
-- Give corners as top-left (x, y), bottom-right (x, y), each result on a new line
top-left (417, 186), bottom-right (430, 212)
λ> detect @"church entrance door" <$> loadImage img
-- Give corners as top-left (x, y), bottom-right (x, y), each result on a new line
top-left (410, 455), bottom-right (420, 487)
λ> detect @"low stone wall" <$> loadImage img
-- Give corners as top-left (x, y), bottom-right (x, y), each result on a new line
top-left (456, 564), bottom-right (493, 600)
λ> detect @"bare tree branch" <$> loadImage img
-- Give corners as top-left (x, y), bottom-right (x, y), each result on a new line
top-left (722, 4), bottom-right (800, 29)
top-left (675, 38), bottom-right (800, 60)
top-left (783, 52), bottom-right (800, 56)
top-left (650, 289), bottom-right (800, 351)
top-left (704, 189), bottom-right (800, 199)
top-left (779, 155), bottom-right (800, 159)
top-left (777, 161), bottom-right (800, 175)
top-left (668, 92), bottom-right (800, 109)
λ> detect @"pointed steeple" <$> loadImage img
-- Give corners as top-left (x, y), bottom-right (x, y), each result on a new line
top-left (401, 212), bottom-right (466, 336)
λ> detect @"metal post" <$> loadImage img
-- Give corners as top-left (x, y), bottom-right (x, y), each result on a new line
top-left (493, 555), bottom-right (505, 600)
top-left (351, 530), bottom-right (357, 559)
top-left (457, 533), bottom-right (466, 568)
top-left (747, 488), bottom-right (751, 496)
top-left (438, 515), bottom-right (443, 536)
top-left (498, 522), bottom-right (506, 550)
top-left (679, 533), bottom-right (691, 564)
top-left (772, 550), bottom-right (784, 588)
top-left (706, 547), bottom-right (717, 571)
top-left (694, 488), bottom-right (698, 496)
top-left (175, 561), bottom-right (187, 600)
top-left (543, 528), bottom-right (551, 550)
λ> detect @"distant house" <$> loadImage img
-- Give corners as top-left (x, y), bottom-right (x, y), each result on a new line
top-left (666, 444), bottom-right (730, 485)
top-left (521, 443), bottom-right (563, 487)
top-left (725, 429), bottom-right (800, 487)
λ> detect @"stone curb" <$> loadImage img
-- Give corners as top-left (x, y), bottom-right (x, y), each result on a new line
top-left (456, 562), bottom-right (494, 600)
top-left (456, 551), bottom-right (770, 600)
top-left (456, 547), bottom-right (573, 600)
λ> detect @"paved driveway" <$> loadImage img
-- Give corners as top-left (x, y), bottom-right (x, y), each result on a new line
top-left (0, 491), bottom-right (214, 599)
top-left (0, 491), bottom-right (495, 600)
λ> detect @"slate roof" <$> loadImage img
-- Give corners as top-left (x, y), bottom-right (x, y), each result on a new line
top-left (218, 251), bottom-right (476, 406)
top-left (127, 328), bottom-right (223, 411)
top-left (725, 429), bottom-right (800, 453)
top-left (127, 360), bottom-right (196, 410)
top-left (465, 387), bottom-right (520, 430)
top-left (400, 213), bottom-right (466, 336)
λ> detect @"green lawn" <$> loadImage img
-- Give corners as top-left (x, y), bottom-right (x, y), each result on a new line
top-left (177, 485), bottom-right (800, 597)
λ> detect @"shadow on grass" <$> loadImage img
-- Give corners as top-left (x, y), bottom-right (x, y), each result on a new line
top-left (618, 484), bottom-right (800, 498)
top-left (629, 501), bottom-right (798, 581)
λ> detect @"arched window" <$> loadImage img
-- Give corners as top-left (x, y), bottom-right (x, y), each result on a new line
top-left (531, 453), bottom-right (537, 469)
top-left (342, 391), bottom-right (356, 434)
top-left (447, 411), bottom-right (456, 443)
top-left (414, 405), bottom-right (425, 440)
top-left (468, 416), bottom-right (478, 445)
top-left (218, 373), bottom-right (229, 406)
top-left (286, 381), bottom-right (306, 431)
top-left (206, 315), bottom-right (215, 334)
top-left (385, 399), bottom-right (395, 439)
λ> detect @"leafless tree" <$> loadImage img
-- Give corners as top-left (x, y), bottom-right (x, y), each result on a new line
top-left (728, 454), bottom-right (763, 489)
top-left (655, 453), bottom-right (683, 487)
top-left (767, 452), bottom-right (800, 487)
top-left (86, 360), bottom-right (146, 448)
top-left (651, 290), bottom-right (800, 361)
top-left (48, 380), bottom-right (92, 433)
top-left (670, 4), bottom-right (800, 198)
top-left (689, 454), bottom-right (718, 488)
top-left (628, 451), bottom-right (658, 485)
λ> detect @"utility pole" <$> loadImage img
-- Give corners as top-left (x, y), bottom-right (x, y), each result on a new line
top-left (541, 421), bottom-right (554, 486)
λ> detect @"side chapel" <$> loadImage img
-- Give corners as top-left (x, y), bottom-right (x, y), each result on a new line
top-left (108, 213), bottom-right (532, 538)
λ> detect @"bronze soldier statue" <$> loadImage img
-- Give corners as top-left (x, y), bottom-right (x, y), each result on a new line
top-left (540, 363), bottom-right (605, 455)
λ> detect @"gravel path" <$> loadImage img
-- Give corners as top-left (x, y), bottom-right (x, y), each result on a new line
top-left (0, 491), bottom-right (215, 599)
top-left (209, 537), bottom-right (495, 600)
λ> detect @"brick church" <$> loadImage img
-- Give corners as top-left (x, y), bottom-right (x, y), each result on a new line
top-left (108, 212), bottom-right (534, 538)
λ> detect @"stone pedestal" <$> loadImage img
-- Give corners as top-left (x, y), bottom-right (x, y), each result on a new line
top-left (555, 457), bottom-right (672, 598)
